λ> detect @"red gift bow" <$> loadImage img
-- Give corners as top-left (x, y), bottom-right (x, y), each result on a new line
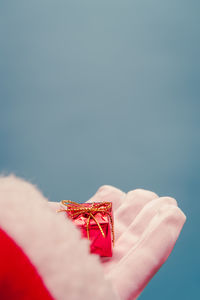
top-left (57, 200), bottom-right (115, 247)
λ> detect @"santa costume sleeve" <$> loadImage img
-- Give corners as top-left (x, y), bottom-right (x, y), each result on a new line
top-left (0, 175), bottom-right (119, 300)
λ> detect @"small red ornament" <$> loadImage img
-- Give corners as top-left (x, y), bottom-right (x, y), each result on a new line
top-left (57, 200), bottom-right (114, 257)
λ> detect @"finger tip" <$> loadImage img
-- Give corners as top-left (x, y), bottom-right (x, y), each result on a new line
top-left (159, 196), bottom-right (178, 207)
top-left (127, 189), bottom-right (158, 200)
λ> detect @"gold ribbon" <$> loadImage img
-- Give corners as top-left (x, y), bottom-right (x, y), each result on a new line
top-left (57, 200), bottom-right (115, 247)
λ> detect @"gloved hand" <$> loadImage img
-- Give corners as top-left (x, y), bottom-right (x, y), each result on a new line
top-left (85, 185), bottom-right (186, 300)
top-left (50, 185), bottom-right (186, 300)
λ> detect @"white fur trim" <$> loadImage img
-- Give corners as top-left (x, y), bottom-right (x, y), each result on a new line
top-left (0, 175), bottom-right (119, 300)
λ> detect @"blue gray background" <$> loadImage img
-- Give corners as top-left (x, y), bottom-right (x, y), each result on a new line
top-left (0, 0), bottom-right (199, 298)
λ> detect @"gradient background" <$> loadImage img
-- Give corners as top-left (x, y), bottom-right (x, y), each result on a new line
top-left (0, 1), bottom-right (199, 299)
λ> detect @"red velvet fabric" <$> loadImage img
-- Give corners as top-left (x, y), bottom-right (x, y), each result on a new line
top-left (0, 227), bottom-right (54, 300)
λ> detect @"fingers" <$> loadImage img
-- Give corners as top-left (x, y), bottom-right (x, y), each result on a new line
top-left (102, 197), bottom-right (177, 273)
top-left (86, 185), bottom-right (126, 211)
top-left (115, 189), bottom-right (159, 241)
top-left (106, 205), bottom-right (186, 300)
top-left (117, 197), bottom-right (177, 248)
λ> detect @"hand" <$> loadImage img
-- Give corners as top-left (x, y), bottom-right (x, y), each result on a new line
top-left (86, 185), bottom-right (186, 300)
